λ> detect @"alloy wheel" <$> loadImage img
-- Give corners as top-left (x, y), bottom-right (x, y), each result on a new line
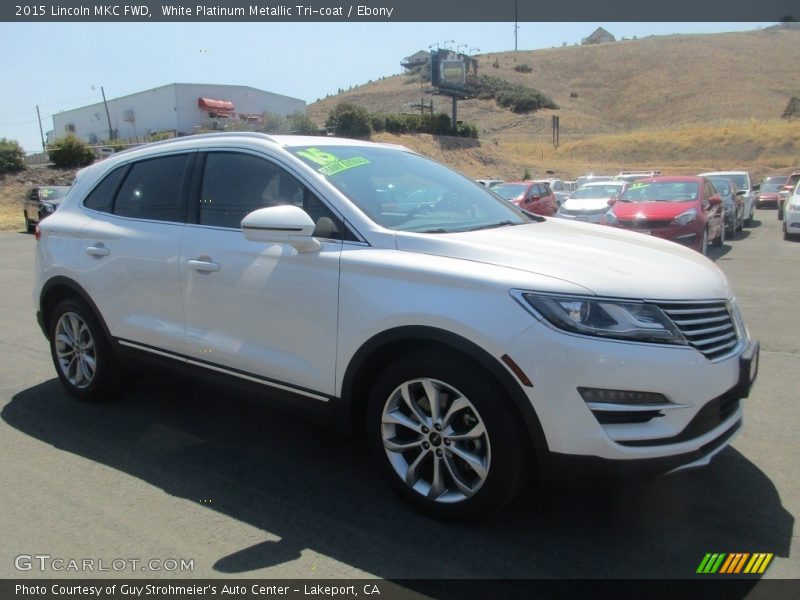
top-left (54, 311), bottom-right (97, 389)
top-left (380, 377), bottom-right (491, 503)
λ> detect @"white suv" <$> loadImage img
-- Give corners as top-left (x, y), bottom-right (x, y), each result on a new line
top-left (34, 133), bottom-right (759, 519)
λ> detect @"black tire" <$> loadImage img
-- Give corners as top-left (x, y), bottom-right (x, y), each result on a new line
top-left (700, 228), bottom-right (709, 255)
top-left (366, 350), bottom-right (532, 520)
top-left (778, 208), bottom-right (783, 221)
top-left (713, 221), bottom-right (725, 247)
top-left (24, 213), bottom-right (35, 234)
top-left (48, 298), bottom-right (121, 402)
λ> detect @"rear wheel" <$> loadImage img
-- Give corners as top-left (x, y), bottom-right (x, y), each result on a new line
top-left (24, 212), bottom-right (34, 233)
top-left (49, 298), bottom-right (120, 402)
top-left (700, 228), bottom-right (709, 255)
top-left (366, 351), bottom-right (531, 520)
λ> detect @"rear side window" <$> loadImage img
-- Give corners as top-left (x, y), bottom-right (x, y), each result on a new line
top-left (83, 167), bottom-right (127, 213)
top-left (114, 155), bottom-right (188, 222)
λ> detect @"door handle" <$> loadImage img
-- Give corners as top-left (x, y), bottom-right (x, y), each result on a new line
top-left (85, 245), bottom-right (110, 257)
top-left (187, 258), bottom-right (220, 272)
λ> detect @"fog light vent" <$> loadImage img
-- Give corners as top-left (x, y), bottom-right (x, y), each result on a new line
top-left (578, 388), bottom-right (668, 405)
top-left (578, 388), bottom-right (678, 425)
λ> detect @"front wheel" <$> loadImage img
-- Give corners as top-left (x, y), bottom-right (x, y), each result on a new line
top-left (49, 298), bottom-right (120, 402)
top-left (713, 221), bottom-right (725, 247)
top-left (700, 228), bottom-right (709, 255)
top-left (366, 351), bottom-right (532, 520)
top-left (24, 213), bottom-right (34, 233)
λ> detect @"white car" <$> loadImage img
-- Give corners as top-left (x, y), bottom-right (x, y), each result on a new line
top-left (556, 181), bottom-right (627, 223)
top-left (699, 171), bottom-right (755, 227)
top-left (782, 183), bottom-right (800, 240)
top-left (34, 133), bottom-right (758, 520)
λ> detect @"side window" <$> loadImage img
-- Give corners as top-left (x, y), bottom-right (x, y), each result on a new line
top-left (199, 152), bottom-right (351, 240)
top-left (83, 166), bottom-right (127, 213)
top-left (114, 154), bottom-right (188, 222)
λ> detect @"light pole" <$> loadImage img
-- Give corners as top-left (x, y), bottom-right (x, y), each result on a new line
top-left (92, 85), bottom-right (113, 142)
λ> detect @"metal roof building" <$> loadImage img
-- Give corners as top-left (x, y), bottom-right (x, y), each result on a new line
top-left (50, 83), bottom-right (306, 145)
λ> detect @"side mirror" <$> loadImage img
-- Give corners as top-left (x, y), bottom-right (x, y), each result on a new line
top-left (735, 190), bottom-right (746, 197)
top-left (241, 205), bottom-right (321, 253)
top-left (708, 194), bottom-right (722, 206)
top-left (607, 198), bottom-right (617, 207)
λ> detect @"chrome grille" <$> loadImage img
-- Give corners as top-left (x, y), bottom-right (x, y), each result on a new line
top-left (654, 300), bottom-right (739, 360)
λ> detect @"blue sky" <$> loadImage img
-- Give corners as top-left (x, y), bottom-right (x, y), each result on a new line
top-left (0, 21), bottom-right (772, 153)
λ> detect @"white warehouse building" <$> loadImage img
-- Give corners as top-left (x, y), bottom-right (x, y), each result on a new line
top-left (50, 83), bottom-right (306, 145)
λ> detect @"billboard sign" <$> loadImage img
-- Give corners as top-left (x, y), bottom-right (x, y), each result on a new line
top-left (431, 49), bottom-right (478, 94)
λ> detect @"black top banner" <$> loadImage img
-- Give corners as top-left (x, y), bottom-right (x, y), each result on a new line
top-left (2, 0), bottom-right (798, 22)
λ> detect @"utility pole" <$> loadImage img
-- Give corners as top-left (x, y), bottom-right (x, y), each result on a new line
top-left (514, 0), bottom-right (519, 51)
top-left (101, 86), bottom-right (113, 141)
top-left (36, 105), bottom-right (46, 152)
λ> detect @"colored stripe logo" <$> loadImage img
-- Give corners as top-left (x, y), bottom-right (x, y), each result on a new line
top-left (697, 553), bottom-right (773, 574)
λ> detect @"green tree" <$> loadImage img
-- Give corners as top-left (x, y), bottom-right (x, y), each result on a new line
top-left (288, 112), bottom-right (319, 135)
top-left (48, 135), bottom-right (95, 168)
top-left (0, 138), bottom-right (26, 174)
top-left (326, 102), bottom-right (371, 139)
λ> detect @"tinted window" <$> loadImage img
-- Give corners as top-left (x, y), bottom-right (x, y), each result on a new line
top-left (200, 152), bottom-right (348, 239)
top-left (114, 155), bottom-right (188, 222)
top-left (84, 166), bottom-right (128, 213)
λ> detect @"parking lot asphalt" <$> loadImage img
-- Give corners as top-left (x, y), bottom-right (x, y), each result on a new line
top-left (0, 211), bottom-right (797, 584)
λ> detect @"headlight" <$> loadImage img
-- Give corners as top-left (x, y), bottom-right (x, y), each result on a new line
top-left (518, 292), bottom-right (687, 345)
top-left (41, 202), bottom-right (56, 213)
top-left (672, 208), bottom-right (697, 226)
top-left (602, 211), bottom-right (618, 225)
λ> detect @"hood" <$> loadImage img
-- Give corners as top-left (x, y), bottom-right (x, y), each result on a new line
top-left (394, 219), bottom-right (731, 300)
top-left (611, 200), bottom-right (697, 221)
top-left (562, 197), bottom-right (613, 212)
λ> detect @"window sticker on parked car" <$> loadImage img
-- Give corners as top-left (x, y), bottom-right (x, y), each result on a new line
top-left (40, 188), bottom-right (55, 197)
top-left (628, 182), bottom-right (649, 189)
top-left (296, 147), bottom-right (370, 176)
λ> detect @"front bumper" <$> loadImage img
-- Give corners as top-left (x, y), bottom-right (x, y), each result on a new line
top-left (502, 320), bottom-right (758, 468)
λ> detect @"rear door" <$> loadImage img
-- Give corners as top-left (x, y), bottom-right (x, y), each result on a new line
top-left (77, 153), bottom-right (192, 355)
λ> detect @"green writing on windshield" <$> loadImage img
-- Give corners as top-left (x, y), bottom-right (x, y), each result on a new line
top-left (319, 157), bottom-right (370, 176)
top-left (629, 182), bottom-right (649, 189)
top-left (295, 147), bottom-right (370, 176)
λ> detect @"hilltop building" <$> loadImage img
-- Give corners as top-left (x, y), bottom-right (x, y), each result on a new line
top-left (582, 27), bottom-right (616, 45)
top-left (401, 50), bottom-right (431, 70)
top-left (49, 83), bottom-right (306, 145)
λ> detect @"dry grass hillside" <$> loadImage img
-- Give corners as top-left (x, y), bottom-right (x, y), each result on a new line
top-left (309, 27), bottom-right (800, 141)
top-left (3, 28), bottom-right (800, 232)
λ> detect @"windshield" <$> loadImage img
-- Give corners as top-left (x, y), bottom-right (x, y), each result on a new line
top-left (760, 182), bottom-right (784, 192)
top-left (291, 145), bottom-right (532, 233)
top-left (619, 181), bottom-right (699, 203)
top-left (492, 184), bottom-right (528, 200)
top-left (706, 178), bottom-right (732, 195)
top-left (726, 174), bottom-right (748, 190)
top-left (39, 187), bottom-right (70, 200)
top-left (570, 184), bottom-right (624, 199)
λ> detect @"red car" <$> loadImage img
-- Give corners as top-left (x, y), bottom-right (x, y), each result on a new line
top-left (492, 180), bottom-right (557, 216)
top-left (601, 176), bottom-right (724, 254)
top-left (755, 175), bottom-right (786, 209)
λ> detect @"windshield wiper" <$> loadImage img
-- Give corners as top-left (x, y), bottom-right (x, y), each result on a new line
top-left (468, 220), bottom-right (516, 232)
top-left (421, 228), bottom-right (450, 233)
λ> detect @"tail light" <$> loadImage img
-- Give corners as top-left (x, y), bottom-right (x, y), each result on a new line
top-left (34, 225), bottom-right (41, 241)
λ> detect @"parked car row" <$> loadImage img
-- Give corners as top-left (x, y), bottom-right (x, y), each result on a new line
top-left (528, 169), bottom-right (791, 254)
